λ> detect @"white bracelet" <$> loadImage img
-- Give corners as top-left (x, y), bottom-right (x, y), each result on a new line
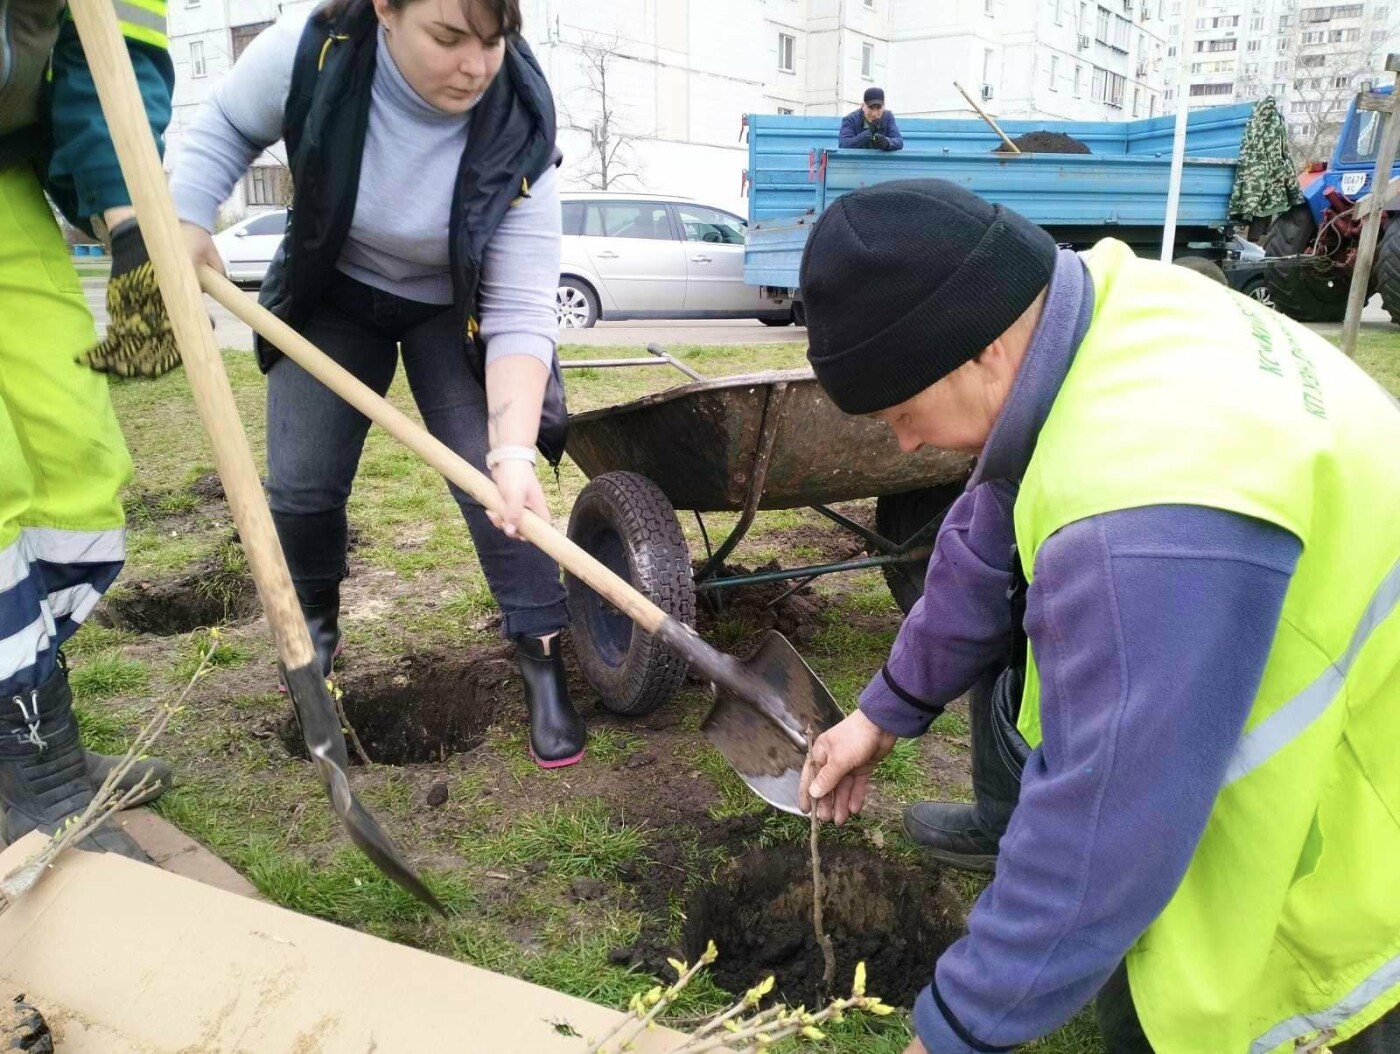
top-left (486, 445), bottom-right (538, 470)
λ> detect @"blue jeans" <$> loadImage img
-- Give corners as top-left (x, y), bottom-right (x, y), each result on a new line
top-left (263, 271), bottom-right (568, 639)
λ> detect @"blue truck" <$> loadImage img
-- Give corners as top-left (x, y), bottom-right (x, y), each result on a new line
top-left (742, 104), bottom-right (1255, 323)
top-left (1262, 86), bottom-right (1400, 323)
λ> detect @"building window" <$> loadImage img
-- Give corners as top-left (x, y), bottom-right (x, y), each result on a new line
top-left (864, 0), bottom-right (875, 7)
top-left (862, 42), bottom-right (874, 78)
top-left (190, 40), bottom-right (206, 78)
top-left (1050, 53), bottom-right (1061, 90)
top-left (777, 32), bottom-right (795, 73)
top-left (1189, 82), bottom-right (1235, 97)
top-left (1074, 63), bottom-right (1083, 95)
top-left (1097, 6), bottom-right (1112, 43)
top-left (1055, 0), bottom-right (1064, 24)
top-left (1250, 16), bottom-right (1264, 31)
top-left (985, 0), bottom-right (994, 14)
top-left (230, 21), bottom-right (272, 61)
top-left (1247, 39), bottom-right (1261, 52)
top-left (777, 106), bottom-right (795, 115)
top-left (1132, 86), bottom-right (1140, 116)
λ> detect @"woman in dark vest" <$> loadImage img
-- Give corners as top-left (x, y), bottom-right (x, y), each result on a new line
top-left (169, 0), bottom-right (586, 767)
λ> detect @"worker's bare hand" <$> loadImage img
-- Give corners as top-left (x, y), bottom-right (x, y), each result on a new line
top-left (799, 709), bottom-right (896, 824)
top-left (902, 1039), bottom-right (929, 1054)
top-left (182, 220), bottom-right (226, 278)
top-left (489, 459), bottom-right (549, 538)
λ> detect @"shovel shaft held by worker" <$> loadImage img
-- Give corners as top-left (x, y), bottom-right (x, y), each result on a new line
top-left (67, 0), bottom-right (442, 912)
top-left (200, 270), bottom-right (844, 812)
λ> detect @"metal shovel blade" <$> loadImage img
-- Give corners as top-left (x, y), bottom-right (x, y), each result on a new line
top-left (700, 630), bottom-right (845, 815)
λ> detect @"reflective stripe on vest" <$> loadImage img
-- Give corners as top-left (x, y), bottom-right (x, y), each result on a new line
top-left (1012, 238), bottom-right (1400, 1054)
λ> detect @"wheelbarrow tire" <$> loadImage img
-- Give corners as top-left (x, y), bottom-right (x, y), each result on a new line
top-left (566, 472), bottom-right (696, 716)
top-left (874, 483), bottom-right (965, 616)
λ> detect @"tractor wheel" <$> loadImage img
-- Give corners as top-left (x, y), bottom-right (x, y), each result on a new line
top-left (566, 472), bottom-right (695, 716)
top-left (1263, 205), bottom-right (1348, 322)
top-left (874, 484), bottom-right (965, 616)
top-left (1375, 217), bottom-right (1400, 326)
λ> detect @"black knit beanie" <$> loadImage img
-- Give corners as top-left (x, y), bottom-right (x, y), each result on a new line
top-left (800, 179), bottom-right (1059, 415)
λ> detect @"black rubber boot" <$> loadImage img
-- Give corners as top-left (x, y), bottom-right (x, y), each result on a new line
top-left (0, 668), bottom-right (148, 860)
top-left (516, 633), bottom-right (586, 768)
top-left (270, 509), bottom-right (347, 683)
top-left (85, 750), bottom-right (175, 807)
top-left (298, 582), bottom-right (342, 679)
top-left (903, 668), bottom-right (1028, 873)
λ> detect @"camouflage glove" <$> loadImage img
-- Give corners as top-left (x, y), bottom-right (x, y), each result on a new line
top-left (82, 219), bottom-right (182, 378)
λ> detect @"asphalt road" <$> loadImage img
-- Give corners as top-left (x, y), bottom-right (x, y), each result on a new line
top-left (82, 278), bottom-right (1392, 353)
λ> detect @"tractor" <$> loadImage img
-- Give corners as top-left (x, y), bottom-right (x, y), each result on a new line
top-left (1264, 85), bottom-right (1400, 323)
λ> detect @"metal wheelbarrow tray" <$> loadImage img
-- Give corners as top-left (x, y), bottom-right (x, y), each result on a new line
top-left (562, 358), bottom-right (973, 717)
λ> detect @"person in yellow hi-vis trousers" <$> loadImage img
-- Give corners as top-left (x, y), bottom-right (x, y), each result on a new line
top-left (0, 0), bottom-right (184, 859)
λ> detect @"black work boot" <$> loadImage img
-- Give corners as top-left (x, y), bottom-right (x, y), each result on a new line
top-left (903, 668), bottom-right (1028, 873)
top-left (903, 802), bottom-right (1001, 872)
top-left (85, 750), bottom-right (175, 807)
top-left (0, 668), bottom-right (148, 860)
top-left (515, 633), bottom-right (586, 768)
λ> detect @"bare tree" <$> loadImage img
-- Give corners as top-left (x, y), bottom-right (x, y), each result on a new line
top-left (561, 35), bottom-right (645, 191)
top-left (1237, 12), bottom-right (1400, 166)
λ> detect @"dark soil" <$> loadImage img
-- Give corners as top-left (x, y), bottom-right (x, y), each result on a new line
top-left (189, 472), bottom-right (225, 503)
top-left (278, 648), bottom-right (513, 765)
top-left (995, 130), bottom-right (1092, 154)
top-left (683, 845), bottom-right (968, 1009)
top-left (98, 558), bottom-right (257, 636)
top-left (696, 561), bottom-right (829, 643)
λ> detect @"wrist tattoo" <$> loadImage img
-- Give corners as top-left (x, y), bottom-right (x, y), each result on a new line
top-left (487, 399), bottom-right (513, 444)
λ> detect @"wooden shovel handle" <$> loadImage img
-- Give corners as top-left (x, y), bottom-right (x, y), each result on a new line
top-left (200, 269), bottom-right (672, 635)
top-left (67, 0), bottom-right (313, 669)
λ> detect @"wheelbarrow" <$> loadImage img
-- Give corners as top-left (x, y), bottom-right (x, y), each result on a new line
top-left (561, 346), bottom-right (974, 716)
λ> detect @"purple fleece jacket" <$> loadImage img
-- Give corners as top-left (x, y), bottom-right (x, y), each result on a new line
top-left (859, 250), bottom-right (1303, 1052)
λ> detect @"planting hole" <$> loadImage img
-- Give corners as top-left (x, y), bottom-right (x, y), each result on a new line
top-left (101, 570), bottom-right (255, 636)
top-left (684, 845), bottom-right (966, 1008)
top-left (279, 651), bottom-right (513, 765)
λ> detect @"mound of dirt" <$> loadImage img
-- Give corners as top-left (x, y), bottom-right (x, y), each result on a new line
top-left (278, 647), bottom-right (514, 765)
top-left (683, 844), bottom-right (967, 1008)
top-left (995, 130), bottom-right (1091, 154)
top-left (695, 562), bottom-right (828, 644)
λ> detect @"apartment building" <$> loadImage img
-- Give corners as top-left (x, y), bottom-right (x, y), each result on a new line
top-left (1162, 0), bottom-right (1399, 158)
top-left (165, 0), bottom-right (1176, 219)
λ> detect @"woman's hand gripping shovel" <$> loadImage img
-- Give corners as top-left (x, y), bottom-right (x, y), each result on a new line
top-left (197, 271), bottom-right (844, 814)
top-left (68, 0), bottom-right (443, 910)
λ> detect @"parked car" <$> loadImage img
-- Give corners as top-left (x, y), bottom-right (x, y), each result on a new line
top-left (213, 209), bottom-right (287, 287)
top-left (558, 192), bottom-right (794, 328)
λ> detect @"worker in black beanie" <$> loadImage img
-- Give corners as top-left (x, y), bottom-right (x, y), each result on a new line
top-left (801, 179), bottom-right (1058, 424)
top-left (795, 178), bottom-right (1400, 1054)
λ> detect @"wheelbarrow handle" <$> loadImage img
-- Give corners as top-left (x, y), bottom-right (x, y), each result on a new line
top-left (201, 268), bottom-right (672, 636)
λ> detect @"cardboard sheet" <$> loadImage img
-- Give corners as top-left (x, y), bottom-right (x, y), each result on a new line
top-left (0, 833), bottom-right (684, 1052)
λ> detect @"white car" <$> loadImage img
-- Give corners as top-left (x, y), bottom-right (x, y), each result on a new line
top-left (213, 209), bottom-right (287, 287)
top-left (557, 192), bottom-right (794, 328)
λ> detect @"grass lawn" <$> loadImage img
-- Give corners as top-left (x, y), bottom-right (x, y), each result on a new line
top-left (77, 325), bottom-right (1400, 1053)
